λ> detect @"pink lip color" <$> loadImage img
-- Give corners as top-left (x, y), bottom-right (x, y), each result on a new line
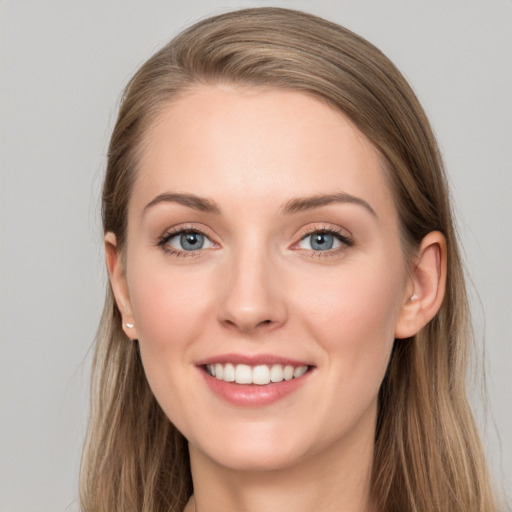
top-left (197, 355), bottom-right (313, 407)
top-left (196, 353), bottom-right (311, 367)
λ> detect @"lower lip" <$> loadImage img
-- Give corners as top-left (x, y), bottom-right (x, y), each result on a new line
top-left (199, 368), bottom-right (312, 407)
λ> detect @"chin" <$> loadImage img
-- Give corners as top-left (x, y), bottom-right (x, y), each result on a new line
top-left (186, 421), bottom-right (312, 473)
top-left (198, 440), bottom-right (305, 473)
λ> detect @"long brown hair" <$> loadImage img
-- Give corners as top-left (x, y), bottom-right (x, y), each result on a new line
top-left (81, 8), bottom-right (498, 511)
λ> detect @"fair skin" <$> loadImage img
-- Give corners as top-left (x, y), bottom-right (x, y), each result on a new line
top-left (106, 85), bottom-right (446, 512)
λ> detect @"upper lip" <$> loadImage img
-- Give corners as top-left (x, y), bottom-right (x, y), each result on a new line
top-left (196, 353), bottom-right (313, 367)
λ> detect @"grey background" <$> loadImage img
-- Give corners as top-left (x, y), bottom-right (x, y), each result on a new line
top-left (0, 1), bottom-right (510, 510)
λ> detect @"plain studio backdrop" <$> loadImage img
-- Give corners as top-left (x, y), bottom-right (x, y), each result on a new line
top-left (0, 1), bottom-right (510, 510)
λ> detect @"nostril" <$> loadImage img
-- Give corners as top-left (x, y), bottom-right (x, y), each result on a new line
top-left (221, 317), bottom-right (278, 335)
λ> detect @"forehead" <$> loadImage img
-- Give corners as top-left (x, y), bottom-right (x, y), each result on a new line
top-left (131, 84), bottom-right (396, 221)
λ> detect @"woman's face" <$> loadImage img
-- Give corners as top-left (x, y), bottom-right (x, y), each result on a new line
top-left (115, 85), bottom-right (412, 472)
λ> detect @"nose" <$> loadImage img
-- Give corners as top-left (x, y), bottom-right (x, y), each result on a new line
top-left (217, 245), bottom-right (287, 335)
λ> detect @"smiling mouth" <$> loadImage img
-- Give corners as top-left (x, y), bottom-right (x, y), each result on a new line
top-left (204, 363), bottom-right (311, 385)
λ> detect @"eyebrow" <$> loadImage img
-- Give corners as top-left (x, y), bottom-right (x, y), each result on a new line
top-left (143, 193), bottom-right (221, 215)
top-left (142, 191), bottom-right (376, 218)
top-left (281, 192), bottom-right (377, 217)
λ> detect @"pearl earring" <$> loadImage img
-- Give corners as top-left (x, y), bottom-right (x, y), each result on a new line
top-left (410, 294), bottom-right (419, 301)
top-left (125, 322), bottom-right (134, 328)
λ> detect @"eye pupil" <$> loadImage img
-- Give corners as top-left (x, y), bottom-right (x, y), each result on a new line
top-left (311, 233), bottom-right (334, 251)
top-left (180, 232), bottom-right (204, 250)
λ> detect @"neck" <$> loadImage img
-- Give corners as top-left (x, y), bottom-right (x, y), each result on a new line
top-left (186, 409), bottom-right (376, 512)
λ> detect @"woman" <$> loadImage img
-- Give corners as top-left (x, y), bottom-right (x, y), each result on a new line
top-left (80, 7), bottom-right (499, 512)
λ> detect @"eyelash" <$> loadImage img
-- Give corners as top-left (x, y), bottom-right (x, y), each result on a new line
top-left (156, 227), bottom-right (214, 258)
top-left (294, 226), bottom-right (354, 257)
top-left (156, 226), bottom-right (354, 259)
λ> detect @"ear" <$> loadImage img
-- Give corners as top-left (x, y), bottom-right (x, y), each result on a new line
top-left (105, 232), bottom-right (138, 340)
top-left (394, 231), bottom-right (447, 339)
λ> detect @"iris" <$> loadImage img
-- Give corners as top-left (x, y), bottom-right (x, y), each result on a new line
top-left (310, 233), bottom-right (334, 251)
top-left (180, 232), bottom-right (204, 250)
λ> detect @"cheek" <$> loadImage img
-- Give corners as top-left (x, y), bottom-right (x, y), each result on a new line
top-left (126, 261), bottom-right (217, 434)
top-left (125, 257), bottom-right (216, 406)
top-left (129, 260), bottom-right (213, 348)
top-left (295, 259), bottom-right (403, 387)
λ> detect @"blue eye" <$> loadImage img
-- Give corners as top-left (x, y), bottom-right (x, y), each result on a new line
top-left (179, 232), bottom-right (205, 250)
top-left (298, 231), bottom-right (347, 252)
top-left (311, 232), bottom-right (334, 251)
top-left (162, 230), bottom-right (215, 253)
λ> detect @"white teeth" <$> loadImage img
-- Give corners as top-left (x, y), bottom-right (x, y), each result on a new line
top-left (284, 365), bottom-right (295, 381)
top-left (252, 365), bottom-right (271, 385)
top-left (207, 363), bottom-right (309, 385)
top-left (223, 363), bottom-right (235, 382)
top-left (293, 366), bottom-right (307, 378)
top-left (235, 364), bottom-right (252, 384)
top-left (270, 364), bottom-right (284, 382)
